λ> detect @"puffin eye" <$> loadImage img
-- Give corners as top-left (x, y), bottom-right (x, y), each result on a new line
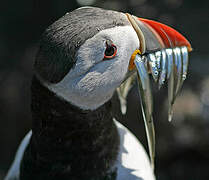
top-left (104, 40), bottom-right (117, 59)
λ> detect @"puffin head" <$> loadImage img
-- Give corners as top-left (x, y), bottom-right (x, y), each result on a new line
top-left (34, 7), bottom-right (191, 111)
top-left (35, 7), bottom-right (138, 110)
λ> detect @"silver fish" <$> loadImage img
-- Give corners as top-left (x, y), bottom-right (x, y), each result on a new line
top-left (173, 47), bottom-right (183, 98)
top-left (118, 46), bottom-right (190, 170)
top-left (158, 49), bottom-right (167, 89)
top-left (147, 53), bottom-right (160, 82)
top-left (166, 48), bottom-right (174, 80)
top-left (117, 72), bottom-right (137, 114)
top-left (134, 54), bottom-right (155, 170)
top-left (166, 48), bottom-right (175, 122)
top-left (181, 46), bottom-right (189, 84)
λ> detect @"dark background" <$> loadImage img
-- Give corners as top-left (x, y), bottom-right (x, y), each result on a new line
top-left (0, 0), bottom-right (209, 179)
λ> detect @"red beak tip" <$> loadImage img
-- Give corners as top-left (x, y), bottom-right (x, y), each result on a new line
top-left (138, 18), bottom-right (192, 52)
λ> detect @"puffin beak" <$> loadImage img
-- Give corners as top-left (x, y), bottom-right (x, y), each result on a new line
top-left (119, 14), bottom-right (192, 170)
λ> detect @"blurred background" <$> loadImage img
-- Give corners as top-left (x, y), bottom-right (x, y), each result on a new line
top-left (0, 0), bottom-right (209, 179)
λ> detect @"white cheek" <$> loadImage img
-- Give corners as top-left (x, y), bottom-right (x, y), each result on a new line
top-left (71, 38), bottom-right (106, 78)
top-left (46, 26), bottom-right (139, 110)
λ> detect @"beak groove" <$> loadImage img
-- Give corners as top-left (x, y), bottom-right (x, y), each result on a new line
top-left (126, 13), bottom-right (146, 54)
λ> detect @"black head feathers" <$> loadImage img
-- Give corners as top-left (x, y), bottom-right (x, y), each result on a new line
top-left (35, 7), bottom-right (130, 83)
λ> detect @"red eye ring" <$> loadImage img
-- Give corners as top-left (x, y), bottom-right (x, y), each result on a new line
top-left (104, 41), bottom-right (117, 60)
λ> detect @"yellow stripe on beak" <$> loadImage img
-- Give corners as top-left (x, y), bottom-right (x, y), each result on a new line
top-left (129, 49), bottom-right (142, 71)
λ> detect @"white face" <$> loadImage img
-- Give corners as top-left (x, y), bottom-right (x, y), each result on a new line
top-left (45, 26), bottom-right (139, 110)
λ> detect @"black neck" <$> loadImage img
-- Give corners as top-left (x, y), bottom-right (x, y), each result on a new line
top-left (20, 76), bottom-right (119, 180)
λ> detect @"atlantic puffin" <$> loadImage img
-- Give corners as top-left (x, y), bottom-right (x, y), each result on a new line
top-left (4, 7), bottom-right (191, 180)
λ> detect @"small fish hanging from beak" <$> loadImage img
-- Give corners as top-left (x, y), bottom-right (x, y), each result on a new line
top-left (117, 13), bottom-right (191, 171)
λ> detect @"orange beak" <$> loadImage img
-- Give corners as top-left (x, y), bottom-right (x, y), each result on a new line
top-left (127, 15), bottom-right (192, 70)
top-left (139, 18), bottom-right (192, 52)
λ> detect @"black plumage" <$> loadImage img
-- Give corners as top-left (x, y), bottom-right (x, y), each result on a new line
top-left (35, 7), bottom-right (130, 83)
top-left (20, 77), bottom-right (120, 180)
